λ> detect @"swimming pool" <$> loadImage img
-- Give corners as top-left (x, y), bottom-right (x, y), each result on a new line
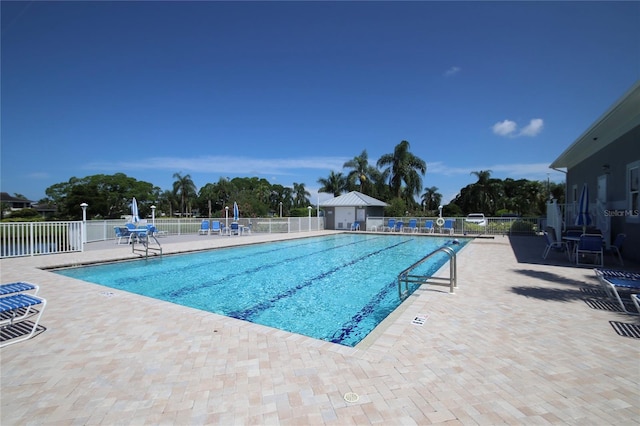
top-left (55, 234), bottom-right (468, 346)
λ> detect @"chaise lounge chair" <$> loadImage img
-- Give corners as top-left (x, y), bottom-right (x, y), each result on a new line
top-left (199, 220), bottom-right (210, 235)
top-left (211, 221), bottom-right (222, 236)
top-left (0, 282), bottom-right (39, 297)
top-left (443, 219), bottom-right (455, 235)
top-left (350, 221), bottom-right (360, 231)
top-left (422, 220), bottom-right (435, 234)
top-left (403, 219), bottom-right (418, 233)
top-left (594, 269), bottom-right (640, 315)
top-left (0, 293), bottom-right (47, 348)
top-left (383, 219), bottom-right (396, 232)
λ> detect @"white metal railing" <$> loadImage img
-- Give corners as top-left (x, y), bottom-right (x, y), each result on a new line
top-left (398, 245), bottom-right (457, 299)
top-left (1, 221), bottom-right (83, 258)
top-left (366, 216), bottom-right (541, 236)
top-left (0, 216), bottom-right (325, 259)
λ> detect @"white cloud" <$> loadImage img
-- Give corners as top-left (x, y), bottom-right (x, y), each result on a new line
top-left (492, 120), bottom-right (517, 137)
top-left (519, 118), bottom-right (544, 136)
top-left (444, 66), bottom-right (461, 77)
top-left (85, 155), bottom-right (349, 176)
top-left (492, 118), bottom-right (544, 138)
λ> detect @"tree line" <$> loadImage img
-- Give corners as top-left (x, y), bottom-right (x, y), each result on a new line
top-left (4, 140), bottom-right (564, 220)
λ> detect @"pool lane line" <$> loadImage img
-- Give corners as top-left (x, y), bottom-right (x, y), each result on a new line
top-left (165, 235), bottom-right (392, 299)
top-left (330, 242), bottom-right (463, 345)
top-left (226, 239), bottom-right (412, 321)
top-left (329, 278), bottom-right (399, 345)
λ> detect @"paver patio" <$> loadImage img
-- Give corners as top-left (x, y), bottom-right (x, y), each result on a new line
top-left (1, 232), bottom-right (638, 425)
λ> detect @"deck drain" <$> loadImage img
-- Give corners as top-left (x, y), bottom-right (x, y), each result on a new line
top-left (99, 291), bottom-right (116, 298)
top-left (343, 392), bottom-right (359, 403)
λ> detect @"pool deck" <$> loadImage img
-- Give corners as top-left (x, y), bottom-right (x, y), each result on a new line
top-left (1, 231), bottom-right (639, 425)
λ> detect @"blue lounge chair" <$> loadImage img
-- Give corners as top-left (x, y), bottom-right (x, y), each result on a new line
top-left (0, 282), bottom-right (39, 297)
top-left (443, 219), bottom-right (455, 235)
top-left (422, 220), bottom-right (435, 234)
top-left (0, 293), bottom-right (47, 348)
top-left (230, 222), bottom-right (240, 235)
top-left (383, 219), bottom-right (396, 232)
top-left (404, 219), bottom-right (418, 233)
top-left (394, 221), bottom-right (404, 232)
top-left (594, 269), bottom-right (640, 315)
top-left (211, 221), bottom-right (222, 236)
top-left (350, 221), bottom-right (360, 231)
top-left (199, 220), bottom-right (210, 235)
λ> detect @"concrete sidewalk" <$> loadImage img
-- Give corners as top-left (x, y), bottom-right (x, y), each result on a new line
top-left (1, 233), bottom-right (638, 424)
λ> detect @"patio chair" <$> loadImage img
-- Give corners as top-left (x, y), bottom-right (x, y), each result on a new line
top-left (542, 230), bottom-right (570, 260)
top-left (594, 269), bottom-right (640, 315)
top-left (394, 221), bottom-right (404, 232)
top-left (382, 219), bottom-right (396, 232)
top-left (0, 282), bottom-right (39, 297)
top-left (403, 219), bottom-right (418, 233)
top-left (604, 233), bottom-right (626, 266)
top-left (199, 220), bottom-right (210, 235)
top-left (211, 221), bottom-right (222, 236)
top-left (422, 220), bottom-right (435, 234)
top-left (350, 221), bottom-right (360, 231)
top-left (0, 293), bottom-right (47, 348)
top-left (575, 234), bottom-right (603, 267)
top-left (443, 219), bottom-right (455, 235)
top-left (114, 226), bottom-right (133, 245)
top-left (230, 222), bottom-right (240, 235)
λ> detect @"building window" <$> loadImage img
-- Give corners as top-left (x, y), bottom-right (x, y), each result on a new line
top-left (628, 161), bottom-right (640, 222)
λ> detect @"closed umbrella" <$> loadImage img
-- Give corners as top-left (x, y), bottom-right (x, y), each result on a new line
top-left (233, 201), bottom-right (239, 222)
top-left (131, 197), bottom-right (140, 224)
top-left (574, 183), bottom-right (591, 233)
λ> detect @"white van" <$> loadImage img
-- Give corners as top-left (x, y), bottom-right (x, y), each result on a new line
top-left (465, 213), bottom-right (486, 226)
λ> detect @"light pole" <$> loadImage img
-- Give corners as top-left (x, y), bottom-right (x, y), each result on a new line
top-left (225, 206), bottom-right (229, 230)
top-left (151, 205), bottom-right (156, 226)
top-left (80, 203), bottom-right (88, 244)
top-left (308, 206), bottom-right (312, 232)
top-left (279, 201), bottom-right (283, 218)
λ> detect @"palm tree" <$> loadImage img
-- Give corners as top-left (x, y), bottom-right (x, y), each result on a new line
top-left (421, 186), bottom-right (442, 212)
top-left (172, 172), bottom-right (197, 216)
top-left (343, 150), bottom-right (375, 194)
top-left (292, 182), bottom-right (310, 207)
top-left (317, 171), bottom-right (348, 197)
top-left (376, 140), bottom-right (427, 200)
top-left (468, 170), bottom-right (496, 214)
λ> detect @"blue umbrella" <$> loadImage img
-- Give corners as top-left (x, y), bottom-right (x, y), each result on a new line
top-left (131, 197), bottom-right (140, 224)
top-left (233, 201), bottom-right (239, 221)
top-left (574, 183), bottom-right (591, 232)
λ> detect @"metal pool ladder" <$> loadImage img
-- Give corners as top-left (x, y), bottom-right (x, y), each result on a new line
top-left (131, 231), bottom-right (163, 259)
top-left (398, 246), bottom-right (457, 300)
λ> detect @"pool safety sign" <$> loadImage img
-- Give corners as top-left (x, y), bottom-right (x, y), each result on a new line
top-left (412, 314), bottom-right (428, 326)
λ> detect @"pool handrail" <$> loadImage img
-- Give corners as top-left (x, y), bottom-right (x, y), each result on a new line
top-left (398, 246), bottom-right (457, 299)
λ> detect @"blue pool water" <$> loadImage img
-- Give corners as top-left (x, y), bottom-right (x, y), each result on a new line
top-left (55, 234), bottom-right (468, 346)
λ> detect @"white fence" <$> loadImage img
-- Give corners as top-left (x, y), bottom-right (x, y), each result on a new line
top-left (366, 216), bottom-right (542, 236)
top-left (1, 221), bottom-right (84, 258)
top-left (0, 217), bottom-right (325, 259)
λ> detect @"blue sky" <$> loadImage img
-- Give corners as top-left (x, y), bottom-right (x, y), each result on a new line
top-left (2, 1), bottom-right (639, 205)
